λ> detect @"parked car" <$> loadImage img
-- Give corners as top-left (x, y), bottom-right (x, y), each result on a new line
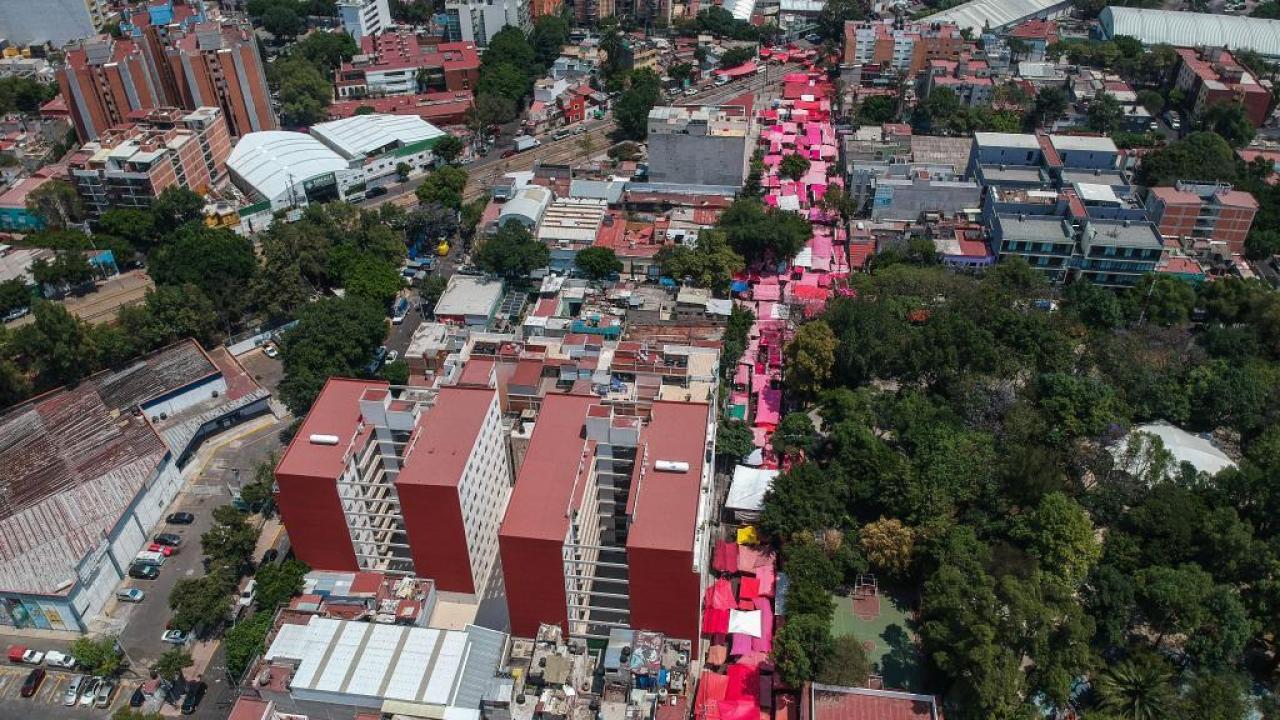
top-left (387, 350), bottom-right (399, 364)
top-left (133, 551), bottom-right (166, 567)
top-left (116, 588), bottom-right (146, 603)
top-left (365, 185), bottom-right (388, 198)
top-left (263, 343), bottom-right (279, 359)
top-left (95, 677), bottom-right (116, 708)
top-left (162, 630), bottom-right (189, 645)
top-left (237, 578), bottom-right (257, 609)
top-left (181, 680), bottom-right (207, 715)
top-left (7, 646), bottom-right (44, 664)
top-left (130, 685), bottom-right (146, 707)
top-left (146, 543), bottom-right (176, 556)
top-left (500, 148), bottom-right (517, 159)
top-left (153, 533), bottom-right (182, 547)
top-left (20, 668), bottom-right (45, 697)
top-left (78, 677), bottom-right (100, 707)
top-left (128, 563), bottom-right (160, 580)
top-left (63, 675), bottom-right (85, 706)
top-left (45, 651), bottom-right (76, 669)
top-left (166, 512), bottom-right (195, 525)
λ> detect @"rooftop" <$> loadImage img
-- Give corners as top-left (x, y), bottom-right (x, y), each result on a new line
top-left (973, 132), bottom-right (1041, 149)
top-left (1049, 134), bottom-right (1118, 153)
top-left (434, 275), bottom-right (504, 319)
top-left (626, 401), bottom-right (710, 553)
top-left (924, 0), bottom-right (1066, 33)
top-left (227, 131), bottom-right (348, 203)
top-left (1101, 7), bottom-right (1280, 58)
top-left (807, 683), bottom-right (942, 720)
top-left (399, 386), bottom-right (496, 488)
top-left (311, 114), bottom-right (446, 160)
top-left (1082, 219), bottom-right (1162, 250)
top-left (276, 378), bottom-right (387, 482)
top-left (995, 214), bottom-right (1073, 243)
top-left (499, 393), bottom-right (598, 542)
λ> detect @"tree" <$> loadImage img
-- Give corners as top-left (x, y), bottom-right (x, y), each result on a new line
top-left (718, 198), bottom-right (811, 261)
top-left (1130, 273), bottom-right (1196, 326)
top-left (150, 187), bottom-right (205, 234)
top-left (239, 457), bottom-right (276, 514)
top-left (773, 412), bottom-right (817, 458)
top-left (272, 57), bottom-right (333, 127)
top-left (772, 612), bottom-right (832, 686)
top-left (1246, 229), bottom-right (1280, 260)
top-left (278, 295), bottom-right (387, 415)
top-left (151, 648), bottom-right (193, 682)
top-left (1136, 564), bottom-right (1212, 645)
top-left (25, 179), bottom-right (83, 228)
top-left (720, 46), bottom-right (755, 69)
top-left (1031, 86), bottom-right (1069, 129)
top-left (12, 301), bottom-right (96, 387)
top-left (415, 165), bottom-right (468, 208)
top-left (382, 358), bottom-right (409, 384)
top-left (1093, 651), bottom-right (1177, 720)
top-left (470, 92), bottom-right (517, 127)
top-left (1196, 102), bottom-right (1256, 148)
top-left (477, 62), bottom-right (530, 102)
top-left (529, 15), bottom-right (570, 67)
top-left (123, 284), bottom-right (220, 350)
top-left (343, 255), bottom-right (402, 306)
top-left (395, 162), bottom-right (411, 182)
top-left (574, 246), bottom-right (622, 281)
top-left (779, 154), bottom-right (811, 182)
top-left (224, 610), bottom-right (272, 679)
top-left (1136, 89), bottom-right (1164, 115)
top-left (97, 208), bottom-right (158, 251)
top-left (292, 30), bottom-right (358, 70)
top-left (474, 223), bottom-right (549, 279)
top-left (484, 26), bottom-right (537, 73)
top-left (0, 278), bottom-right (29, 315)
top-left (168, 569), bottom-right (235, 634)
top-left (1088, 93), bottom-right (1123, 134)
top-left (1064, 279), bottom-right (1124, 329)
top-left (254, 559), bottom-right (310, 610)
top-left (655, 230), bottom-right (744, 290)
top-left (716, 419), bottom-right (754, 466)
top-left (1025, 492), bottom-right (1100, 585)
top-left (615, 69), bottom-right (662, 140)
top-left (433, 135), bottom-right (465, 164)
top-left (70, 635), bottom-right (124, 677)
top-left (261, 5), bottom-right (303, 38)
top-left (858, 517), bottom-right (914, 576)
top-left (149, 225), bottom-right (256, 323)
top-left (1136, 132), bottom-right (1239, 186)
top-left (419, 274), bottom-right (448, 315)
top-left (817, 0), bottom-right (865, 37)
top-left (856, 95), bottom-right (896, 125)
top-left (202, 505), bottom-right (259, 569)
top-left (816, 635), bottom-right (871, 686)
top-left (784, 321), bottom-right (836, 400)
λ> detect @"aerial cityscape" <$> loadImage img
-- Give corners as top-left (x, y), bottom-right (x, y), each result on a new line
top-left (2, 0), bottom-right (1280, 718)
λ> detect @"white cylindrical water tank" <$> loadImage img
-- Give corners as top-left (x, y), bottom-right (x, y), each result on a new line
top-left (309, 434), bottom-right (340, 446)
top-left (655, 460), bottom-right (690, 473)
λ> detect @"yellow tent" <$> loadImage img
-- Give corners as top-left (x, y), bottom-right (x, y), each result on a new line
top-left (737, 525), bottom-right (759, 545)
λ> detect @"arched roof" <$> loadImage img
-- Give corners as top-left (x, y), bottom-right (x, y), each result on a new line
top-left (1101, 7), bottom-right (1280, 58)
top-left (499, 186), bottom-right (552, 228)
top-left (227, 131), bottom-right (349, 203)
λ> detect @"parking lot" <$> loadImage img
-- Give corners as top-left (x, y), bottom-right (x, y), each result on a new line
top-left (0, 665), bottom-right (141, 720)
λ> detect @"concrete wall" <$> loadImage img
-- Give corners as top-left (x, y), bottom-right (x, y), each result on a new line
top-left (648, 134), bottom-right (748, 187)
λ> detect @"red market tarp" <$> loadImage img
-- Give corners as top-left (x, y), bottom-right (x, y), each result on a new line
top-left (703, 607), bottom-right (730, 635)
top-left (717, 60), bottom-right (758, 78)
top-left (726, 664), bottom-right (760, 700)
top-left (709, 578), bottom-right (736, 609)
top-left (696, 671), bottom-right (729, 708)
top-left (740, 576), bottom-right (760, 600)
top-left (714, 540), bottom-right (740, 574)
top-left (755, 563), bottom-right (776, 596)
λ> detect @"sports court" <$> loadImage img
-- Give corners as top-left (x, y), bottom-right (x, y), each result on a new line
top-left (829, 575), bottom-right (925, 692)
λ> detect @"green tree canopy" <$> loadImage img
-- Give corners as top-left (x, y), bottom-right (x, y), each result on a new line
top-left (474, 223), bottom-right (549, 279)
top-left (278, 295), bottom-right (387, 414)
top-left (574, 246), bottom-right (622, 280)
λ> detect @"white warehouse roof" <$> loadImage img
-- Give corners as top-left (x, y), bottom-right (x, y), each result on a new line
top-left (1101, 7), bottom-right (1280, 58)
top-left (227, 131), bottom-right (348, 205)
top-left (311, 114), bottom-right (447, 160)
top-left (265, 617), bottom-right (506, 712)
top-left (925, 0), bottom-right (1070, 33)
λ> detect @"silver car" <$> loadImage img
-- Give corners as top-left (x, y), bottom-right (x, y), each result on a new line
top-left (94, 677), bottom-right (115, 708)
top-left (63, 674), bottom-right (84, 706)
top-left (78, 677), bottom-right (99, 707)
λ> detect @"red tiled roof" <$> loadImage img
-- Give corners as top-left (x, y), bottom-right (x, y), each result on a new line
top-left (399, 386), bottom-right (496, 487)
top-left (809, 686), bottom-right (941, 720)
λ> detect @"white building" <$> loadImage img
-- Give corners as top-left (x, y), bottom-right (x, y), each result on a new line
top-left (337, 0), bottom-right (392, 42)
top-left (923, 0), bottom-right (1071, 35)
top-left (434, 275), bottom-right (505, 327)
top-left (442, 0), bottom-right (529, 47)
top-left (1099, 7), bottom-right (1280, 59)
top-left (311, 114), bottom-right (448, 186)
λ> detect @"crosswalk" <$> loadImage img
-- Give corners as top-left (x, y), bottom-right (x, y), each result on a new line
top-left (0, 665), bottom-right (139, 712)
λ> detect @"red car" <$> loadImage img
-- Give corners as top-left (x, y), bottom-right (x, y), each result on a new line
top-left (20, 668), bottom-right (44, 697)
top-left (500, 149), bottom-right (517, 159)
top-left (146, 544), bottom-right (176, 556)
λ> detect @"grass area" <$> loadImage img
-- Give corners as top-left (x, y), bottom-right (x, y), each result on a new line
top-left (830, 588), bottom-right (925, 692)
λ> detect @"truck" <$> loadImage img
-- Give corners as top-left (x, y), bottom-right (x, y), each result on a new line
top-left (8, 646), bottom-right (44, 665)
top-left (513, 135), bottom-right (540, 152)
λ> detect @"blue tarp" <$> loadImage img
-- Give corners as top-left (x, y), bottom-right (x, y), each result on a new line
top-left (730, 280), bottom-right (749, 293)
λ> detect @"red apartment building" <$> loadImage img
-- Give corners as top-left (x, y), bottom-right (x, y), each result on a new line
top-left (1174, 47), bottom-right (1272, 128)
top-left (842, 19), bottom-right (966, 77)
top-left (499, 394), bottom-right (715, 642)
top-left (163, 21), bottom-right (277, 136)
top-left (57, 37), bottom-right (165, 142)
top-left (336, 32), bottom-right (480, 100)
top-left (1147, 181), bottom-right (1258, 256)
top-left (66, 106), bottom-right (231, 215)
top-left (275, 379), bottom-right (513, 597)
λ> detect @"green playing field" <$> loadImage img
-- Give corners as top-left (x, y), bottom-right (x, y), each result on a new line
top-left (829, 589), bottom-right (925, 692)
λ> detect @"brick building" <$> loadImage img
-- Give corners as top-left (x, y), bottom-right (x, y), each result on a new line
top-left (161, 20), bottom-right (277, 136)
top-left (1147, 181), bottom-right (1259, 256)
top-left (1174, 47), bottom-right (1272, 128)
top-left (66, 106), bottom-right (231, 215)
top-left (842, 19), bottom-right (966, 76)
top-left (274, 379), bottom-right (513, 598)
top-left (56, 37), bottom-right (165, 142)
top-left (336, 32), bottom-right (480, 100)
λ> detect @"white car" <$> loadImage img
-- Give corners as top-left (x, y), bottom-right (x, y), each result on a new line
top-left (161, 629), bottom-right (189, 645)
top-left (63, 675), bottom-right (85, 706)
top-left (78, 677), bottom-right (99, 707)
top-left (45, 651), bottom-right (76, 669)
top-left (116, 588), bottom-right (145, 603)
top-left (387, 350), bottom-right (399, 364)
top-left (263, 343), bottom-right (279, 359)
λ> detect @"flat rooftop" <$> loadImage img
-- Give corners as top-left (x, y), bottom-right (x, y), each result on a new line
top-left (627, 400), bottom-right (711, 553)
top-left (276, 378), bottom-right (387, 482)
top-left (995, 214), bottom-right (1074, 243)
top-left (499, 393), bottom-right (598, 542)
top-left (1082, 219), bottom-right (1162, 250)
top-left (973, 131), bottom-right (1040, 149)
top-left (399, 386), bottom-right (496, 487)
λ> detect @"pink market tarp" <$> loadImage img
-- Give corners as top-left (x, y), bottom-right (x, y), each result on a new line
top-left (730, 632), bottom-right (753, 656)
top-left (709, 578), bottom-right (736, 610)
top-left (751, 426), bottom-right (771, 448)
top-left (763, 154), bottom-right (782, 166)
top-left (751, 597), bottom-right (774, 653)
top-left (753, 283), bottom-right (780, 301)
top-left (725, 664), bottom-right (760, 700)
top-left (754, 563), bottom-right (776, 596)
top-left (714, 539), bottom-right (740, 573)
top-left (755, 389), bottom-right (782, 426)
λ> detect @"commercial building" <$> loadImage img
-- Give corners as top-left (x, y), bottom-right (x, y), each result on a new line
top-left (57, 36), bottom-right (165, 142)
top-left (1173, 48), bottom-right (1271, 128)
top-left (67, 106), bottom-right (231, 215)
top-left (226, 130), bottom-right (356, 213)
top-left (434, 275), bottom-right (505, 326)
top-left (262, 616), bottom-right (506, 713)
top-left (923, 0), bottom-right (1071, 35)
top-left (1100, 7), bottom-right (1280, 59)
top-left (647, 105), bottom-right (751, 188)
top-left (500, 393), bottom-right (717, 642)
top-left (842, 19), bottom-right (966, 75)
top-left (0, 0), bottom-right (107, 47)
top-left (802, 684), bottom-right (943, 720)
top-left (0, 170), bottom-right (61, 232)
top-left (274, 380), bottom-right (513, 598)
top-left (337, 0), bottom-right (392, 42)
top-left (0, 340), bottom-right (268, 632)
top-left (441, 0), bottom-right (530, 47)
top-left (336, 33), bottom-right (480, 99)
top-left (311, 113), bottom-right (447, 186)
top-left (159, 19), bottom-right (276, 136)
top-left (1147, 181), bottom-right (1258, 256)
top-left (327, 90), bottom-right (476, 127)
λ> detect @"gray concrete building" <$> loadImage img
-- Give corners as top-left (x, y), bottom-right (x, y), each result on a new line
top-left (646, 105), bottom-right (751, 188)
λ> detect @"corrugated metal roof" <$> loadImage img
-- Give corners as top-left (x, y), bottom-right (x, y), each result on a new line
top-left (227, 131), bottom-right (349, 204)
top-left (1101, 7), bottom-right (1280, 57)
top-left (311, 113), bottom-right (446, 159)
top-left (925, 0), bottom-right (1069, 33)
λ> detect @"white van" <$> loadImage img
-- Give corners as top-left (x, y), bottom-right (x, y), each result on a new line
top-left (133, 551), bottom-right (166, 567)
top-left (237, 578), bottom-right (257, 608)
